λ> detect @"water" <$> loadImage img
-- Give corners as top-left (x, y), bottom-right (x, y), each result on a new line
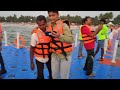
top-left (2, 23), bottom-right (79, 47)
top-left (2, 23), bottom-right (120, 60)
top-left (2, 23), bottom-right (37, 47)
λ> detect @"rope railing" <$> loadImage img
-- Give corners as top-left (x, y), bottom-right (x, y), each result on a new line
top-left (3, 31), bottom-right (31, 49)
top-left (3, 30), bottom-right (120, 62)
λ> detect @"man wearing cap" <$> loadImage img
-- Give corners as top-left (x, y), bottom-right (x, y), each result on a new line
top-left (95, 19), bottom-right (109, 61)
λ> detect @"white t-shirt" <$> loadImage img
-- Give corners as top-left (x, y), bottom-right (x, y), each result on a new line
top-left (108, 30), bottom-right (118, 40)
top-left (30, 33), bottom-right (49, 63)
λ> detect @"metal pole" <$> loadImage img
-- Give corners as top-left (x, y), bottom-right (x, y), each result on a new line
top-left (75, 33), bottom-right (78, 47)
top-left (4, 31), bottom-right (8, 46)
top-left (17, 32), bottom-right (20, 49)
top-left (111, 40), bottom-right (119, 63)
top-left (104, 39), bottom-right (108, 54)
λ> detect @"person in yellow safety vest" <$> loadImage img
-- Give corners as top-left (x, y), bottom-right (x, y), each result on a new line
top-left (94, 19), bottom-right (109, 61)
top-left (30, 15), bottom-right (52, 79)
top-left (0, 22), bottom-right (7, 75)
top-left (78, 21), bottom-right (84, 58)
top-left (47, 11), bottom-right (74, 79)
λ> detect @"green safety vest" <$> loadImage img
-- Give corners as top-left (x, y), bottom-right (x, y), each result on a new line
top-left (79, 25), bottom-right (83, 40)
top-left (98, 24), bottom-right (109, 40)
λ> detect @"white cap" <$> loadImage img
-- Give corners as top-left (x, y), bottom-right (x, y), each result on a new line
top-left (107, 22), bottom-right (115, 26)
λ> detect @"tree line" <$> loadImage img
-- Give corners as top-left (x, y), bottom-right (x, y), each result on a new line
top-left (0, 12), bottom-right (120, 25)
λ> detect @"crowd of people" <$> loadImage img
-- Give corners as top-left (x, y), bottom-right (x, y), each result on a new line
top-left (0, 11), bottom-right (120, 79)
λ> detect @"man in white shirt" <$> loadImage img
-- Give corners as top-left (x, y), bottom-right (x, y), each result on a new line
top-left (30, 15), bottom-right (52, 79)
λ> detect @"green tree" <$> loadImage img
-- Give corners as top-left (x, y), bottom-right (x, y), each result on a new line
top-left (93, 16), bottom-right (98, 25)
top-left (0, 17), bottom-right (5, 22)
top-left (6, 16), bottom-right (13, 22)
top-left (104, 12), bottom-right (113, 19)
top-left (99, 13), bottom-right (103, 19)
top-left (18, 15), bottom-right (24, 22)
top-left (13, 14), bottom-right (17, 22)
top-left (113, 15), bottom-right (120, 24)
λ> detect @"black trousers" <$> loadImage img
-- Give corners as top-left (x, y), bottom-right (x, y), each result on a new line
top-left (84, 49), bottom-right (94, 75)
top-left (36, 54), bottom-right (52, 79)
top-left (0, 52), bottom-right (5, 70)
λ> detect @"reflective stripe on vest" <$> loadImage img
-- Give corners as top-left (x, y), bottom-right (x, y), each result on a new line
top-left (81, 25), bottom-right (96, 44)
top-left (33, 28), bottom-right (51, 58)
top-left (79, 25), bottom-right (82, 40)
top-left (47, 20), bottom-right (73, 54)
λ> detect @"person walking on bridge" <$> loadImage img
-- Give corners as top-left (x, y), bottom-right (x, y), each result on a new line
top-left (94, 19), bottom-right (109, 61)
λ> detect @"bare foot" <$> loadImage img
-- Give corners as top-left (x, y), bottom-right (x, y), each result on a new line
top-left (78, 54), bottom-right (84, 58)
top-left (98, 58), bottom-right (104, 61)
top-left (88, 73), bottom-right (95, 79)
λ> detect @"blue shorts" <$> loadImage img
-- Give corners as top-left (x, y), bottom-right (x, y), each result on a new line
top-left (98, 40), bottom-right (105, 48)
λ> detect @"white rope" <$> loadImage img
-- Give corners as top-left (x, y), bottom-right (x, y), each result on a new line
top-left (7, 33), bottom-right (17, 35)
top-left (7, 42), bottom-right (16, 48)
top-left (20, 34), bottom-right (31, 37)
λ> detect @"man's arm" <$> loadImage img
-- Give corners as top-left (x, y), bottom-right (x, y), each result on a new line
top-left (90, 24), bottom-right (103, 37)
top-left (30, 46), bottom-right (34, 64)
top-left (59, 23), bottom-right (74, 43)
top-left (30, 33), bottom-right (37, 70)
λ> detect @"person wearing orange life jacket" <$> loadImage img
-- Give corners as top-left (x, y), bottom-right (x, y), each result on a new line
top-left (0, 22), bottom-right (7, 75)
top-left (81, 17), bottom-right (102, 77)
top-left (30, 15), bottom-right (52, 79)
top-left (47, 11), bottom-right (74, 79)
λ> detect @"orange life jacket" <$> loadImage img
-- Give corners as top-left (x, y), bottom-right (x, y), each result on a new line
top-left (47, 20), bottom-right (73, 54)
top-left (31, 28), bottom-right (51, 58)
top-left (31, 27), bottom-right (39, 34)
top-left (81, 25), bottom-right (96, 44)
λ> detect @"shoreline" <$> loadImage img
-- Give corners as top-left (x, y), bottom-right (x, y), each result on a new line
top-left (2, 22), bottom-right (79, 30)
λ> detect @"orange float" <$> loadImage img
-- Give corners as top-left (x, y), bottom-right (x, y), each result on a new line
top-left (14, 35), bottom-right (25, 48)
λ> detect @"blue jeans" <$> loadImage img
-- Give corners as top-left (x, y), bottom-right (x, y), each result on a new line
top-left (78, 40), bottom-right (83, 56)
top-left (98, 40), bottom-right (105, 48)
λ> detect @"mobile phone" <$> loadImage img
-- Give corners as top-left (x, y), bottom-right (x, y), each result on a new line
top-left (45, 32), bottom-right (52, 36)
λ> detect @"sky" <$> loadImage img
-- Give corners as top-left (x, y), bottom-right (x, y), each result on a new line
top-left (0, 11), bottom-right (119, 18)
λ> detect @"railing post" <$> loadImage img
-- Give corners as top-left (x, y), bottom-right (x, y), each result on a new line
top-left (4, 31), bottom-right (8, 46)
top-left (17, 32), bottom-right (20, 49)
top-left (75, 33), bottom-right (78, 47)
top-left (111, 40), bottom-right (119, 63)
top-left (104, 39), bottom-right (108, 54)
